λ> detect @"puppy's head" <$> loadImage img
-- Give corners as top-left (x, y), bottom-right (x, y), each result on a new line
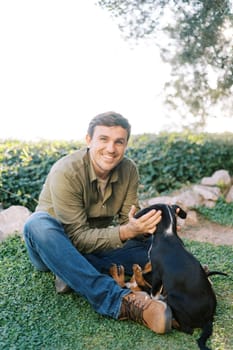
top-left (134, 203), bottom-right (187, 235)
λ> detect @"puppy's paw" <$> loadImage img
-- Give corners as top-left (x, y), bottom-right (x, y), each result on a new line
top-left (133, 264), bottom-right (147, 286)
top-left (109, 264), bottom-right (126, 287)
top-left (132, 264), bottom-right (142, 275)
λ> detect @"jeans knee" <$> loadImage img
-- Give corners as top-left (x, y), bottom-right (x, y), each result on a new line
top-left (24, 212), bottom-right (42, 237)
top-left (23, 211), bottom-right (66, 248)
top-left (23, 211), bottom-right (53, 242)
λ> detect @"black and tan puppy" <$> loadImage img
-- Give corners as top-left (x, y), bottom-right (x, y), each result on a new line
top-left (134, 203), bottom-right (217, 350)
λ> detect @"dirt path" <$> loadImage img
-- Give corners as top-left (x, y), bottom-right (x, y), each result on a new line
top-left (179, 213), bottom-right (233, 246)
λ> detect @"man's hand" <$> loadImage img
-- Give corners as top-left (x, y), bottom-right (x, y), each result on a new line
top-left (119, 205), bottom-right (162, 242)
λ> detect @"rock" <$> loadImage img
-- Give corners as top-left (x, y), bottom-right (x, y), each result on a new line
top-left (173, 190), bottom-right (203, 209)
top-left (193, 185), bottom-right (221, 201)
top-left (0, 206), bottom-right (31, 241)
top-left (201, 169), bottom-right (231, 187)
top-left (146, 196), bottom-right (174, 206)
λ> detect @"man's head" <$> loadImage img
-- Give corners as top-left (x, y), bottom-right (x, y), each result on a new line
top-left (86, 111), bottom-right (131, 179)
top-left (87, 111), bottom-right (131, 141)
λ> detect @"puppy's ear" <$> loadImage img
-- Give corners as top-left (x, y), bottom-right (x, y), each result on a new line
top-left (172, 205), bottom-right (187, 219)
top-left (134, 205), bottom-right (160, 219)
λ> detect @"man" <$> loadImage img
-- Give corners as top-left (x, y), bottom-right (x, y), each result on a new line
top-left (23, 111), bottom-right (172, 334)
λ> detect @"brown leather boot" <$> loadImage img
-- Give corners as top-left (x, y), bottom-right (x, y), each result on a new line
top-left (55, 276), bottom-right (72, 293)
top-left (119, 292), bottom-right (172, 334)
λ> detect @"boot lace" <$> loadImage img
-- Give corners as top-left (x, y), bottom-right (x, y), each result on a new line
top-left (121, 295), bottom-right (150, 324)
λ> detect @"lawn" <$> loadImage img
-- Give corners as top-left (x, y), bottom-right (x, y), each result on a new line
top-left (0, 235), bottom-right (232, 350)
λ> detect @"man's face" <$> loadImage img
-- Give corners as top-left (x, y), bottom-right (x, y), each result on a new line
top-left (86, 125), bottom-right (128, 179)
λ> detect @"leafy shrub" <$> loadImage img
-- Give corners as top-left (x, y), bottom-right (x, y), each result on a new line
top-left (1, 132), bottom-right (233, 211)
top-left (127, 132), bottom-right (233, 198)
top-left (0, 140), bottom-right (84, 211)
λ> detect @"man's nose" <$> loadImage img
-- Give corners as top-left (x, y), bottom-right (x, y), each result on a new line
top-left (106, 141), bottom-right (115, 152)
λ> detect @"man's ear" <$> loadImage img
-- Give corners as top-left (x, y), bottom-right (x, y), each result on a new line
top-left (86, 134), bottom-right (91, 147)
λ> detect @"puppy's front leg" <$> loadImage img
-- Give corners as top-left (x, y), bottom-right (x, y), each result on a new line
top-left (132, 264), bottom-right (152, 294)
top-left (151, 274), bottom-right (163, 300)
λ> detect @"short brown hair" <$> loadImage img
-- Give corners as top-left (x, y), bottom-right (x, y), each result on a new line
top-left (87, 111), bottom-right (131, 140)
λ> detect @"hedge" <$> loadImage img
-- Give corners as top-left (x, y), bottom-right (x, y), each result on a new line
top-left (0, 132), bottom-right (233, 211)
top-left (127, 132), bottom-right (233, 198)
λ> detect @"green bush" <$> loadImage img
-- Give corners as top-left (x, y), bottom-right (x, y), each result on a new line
top-left (127, 132), bottom-right (233, 198)
top-left (0, 140), bottom-right (84, 211)
top-left (1, 132), bottom-right (233, 211)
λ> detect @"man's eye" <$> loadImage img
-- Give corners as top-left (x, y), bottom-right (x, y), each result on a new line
top-left (100, 137), bottom-right (107, 142)
top-left (116, 140), bottom-right (124, 145)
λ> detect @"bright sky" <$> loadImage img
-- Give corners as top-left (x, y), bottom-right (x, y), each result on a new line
top-left (0, 0), bottom-right (232, 141)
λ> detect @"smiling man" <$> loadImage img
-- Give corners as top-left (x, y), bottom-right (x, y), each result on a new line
top-left (23, 111), bottom-right (172, 334)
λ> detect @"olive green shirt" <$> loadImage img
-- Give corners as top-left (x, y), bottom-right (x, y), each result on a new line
top-left (36, 148), bottom-right (140, 254)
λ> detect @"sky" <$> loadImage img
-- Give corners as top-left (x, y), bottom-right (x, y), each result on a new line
top-left (1, 0), bottom-right (233, 142)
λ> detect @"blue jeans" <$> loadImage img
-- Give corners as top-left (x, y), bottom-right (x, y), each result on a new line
top-left (23, 212), bottom-right (152, 319)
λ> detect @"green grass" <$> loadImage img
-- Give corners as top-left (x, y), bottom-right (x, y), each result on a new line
top-left (1, 236), bottom-right (233, 350)
top-left (197, 198), bottom-right (233, 227)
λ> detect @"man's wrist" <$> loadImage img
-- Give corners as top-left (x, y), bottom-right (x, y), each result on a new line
top-left (119, 225), bottom-right (129, 242)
